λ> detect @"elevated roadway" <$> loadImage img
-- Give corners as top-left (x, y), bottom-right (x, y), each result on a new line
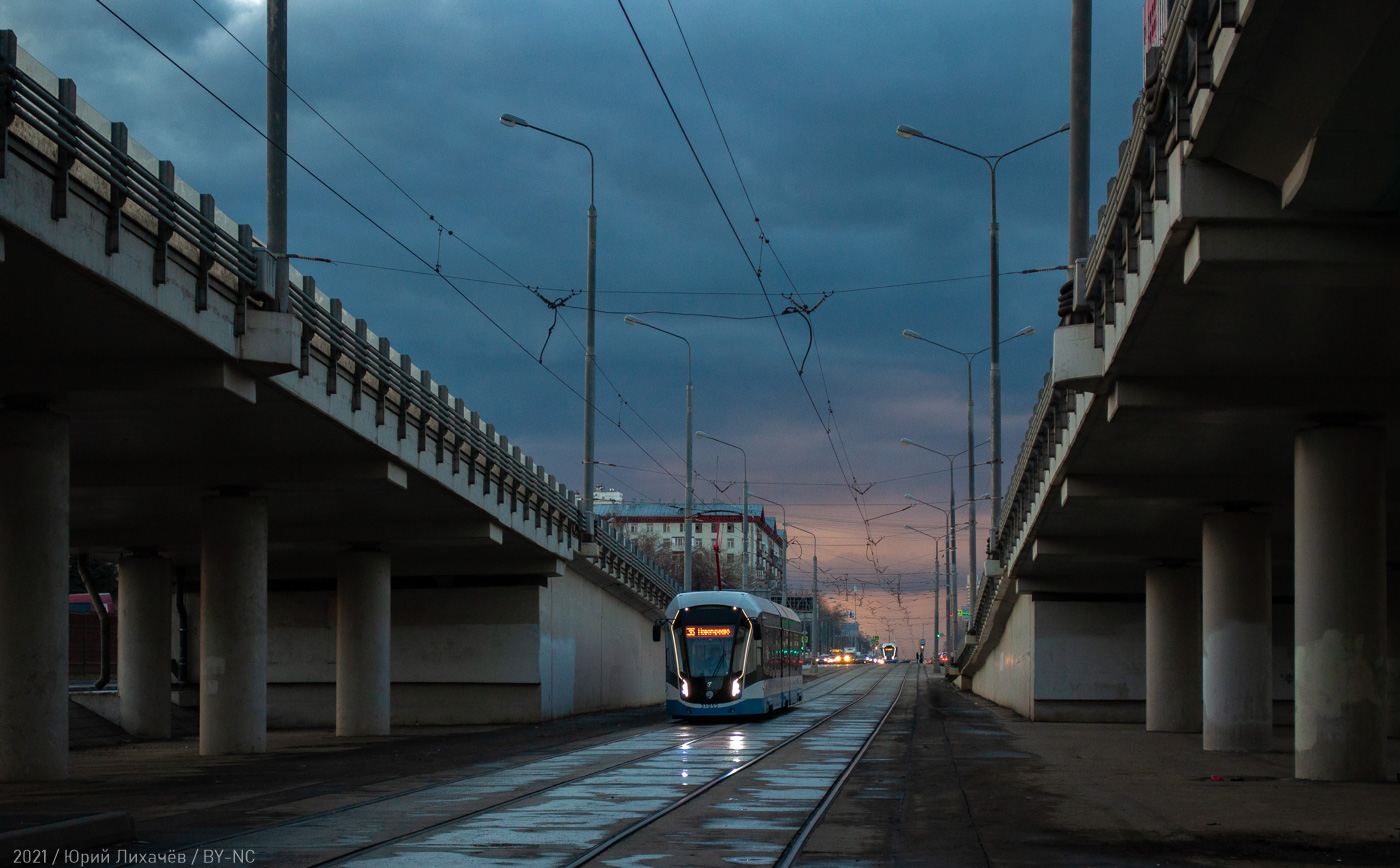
top-left (960, 0), bottom-right (1400, 782)
top-left (0, 33), bottom-right (676, 781)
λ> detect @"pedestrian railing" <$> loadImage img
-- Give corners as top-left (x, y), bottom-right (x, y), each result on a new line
top-left (1, 32), bottom-right (678, 611)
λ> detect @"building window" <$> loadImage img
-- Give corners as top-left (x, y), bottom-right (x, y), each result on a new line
top-left (726, 538), bottom-right (734, 549)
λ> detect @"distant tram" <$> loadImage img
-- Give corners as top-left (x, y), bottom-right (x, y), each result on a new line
top-left (881, 642), bottom-right (897, 663)
top-left (656, 591), bottom-right (804, 717)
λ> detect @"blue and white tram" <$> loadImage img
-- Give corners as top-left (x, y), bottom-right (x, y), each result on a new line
top-left (656, 591), bottom-right (804, 717)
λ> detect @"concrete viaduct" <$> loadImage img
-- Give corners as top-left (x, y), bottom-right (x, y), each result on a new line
top-left (957, 0), bottom-right (1400, 782)
top-left (0, 33), bottom-right (675, 781)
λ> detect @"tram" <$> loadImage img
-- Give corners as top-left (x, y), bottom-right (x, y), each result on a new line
top-left (656, 590), bottom-right (804, 717)
top-left (880, 642), bottom-right (897, 663)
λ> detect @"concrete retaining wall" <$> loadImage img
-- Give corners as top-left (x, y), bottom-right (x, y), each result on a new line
top-left (968, 593), bottom-right (1034, 718)
top-left (163, 576), bottom-right (662, 729)
top-left (968, 595), bottom-right (1297, 726)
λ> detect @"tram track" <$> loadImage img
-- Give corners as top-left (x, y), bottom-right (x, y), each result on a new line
top-left (110, 665), bottom-right (877, 868)
top-left (559, 665), bottom-right (907, 868)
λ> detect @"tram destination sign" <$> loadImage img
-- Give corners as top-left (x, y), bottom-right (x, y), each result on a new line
top-left (685, 626), bottom-right (734, 638)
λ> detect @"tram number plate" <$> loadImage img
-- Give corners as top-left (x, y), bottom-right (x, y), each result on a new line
top-left (685, 626), bottom-right (733, 638)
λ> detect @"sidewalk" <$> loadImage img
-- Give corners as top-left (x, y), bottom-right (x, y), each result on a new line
top-left (880, 667), bottom-right (1400, 867)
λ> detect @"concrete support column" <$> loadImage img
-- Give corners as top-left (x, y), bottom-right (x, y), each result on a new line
top-left (0, 411), bottom-right (69, 781)
top-left (199, 494), bottom-right (268, 755)
top-left (1294, 426), bottom-right (1386, 781)
top-left (1202, 510), bottom-right (1272, 752)
top-left (1388, 570), bottom-right (1399, 740)
top-left (117, 556), bottom-right (173, 739)
top-left (1146, 563), bottom-right (1202, 733)
top-left (336, 550), bottom-right (391, 736)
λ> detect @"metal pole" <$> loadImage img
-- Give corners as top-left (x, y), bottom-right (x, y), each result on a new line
top-left (963, 359), bottom-right (975, 648)
top-left (741, 460), bottom-right (749, 591)
top-left (683, 357), bottom-right (693, 592)
top-left (266, 0), bottom-right (287, 258)
top-left (780, 520), bottom-right (788, 608)
top-left (987, 165), bottom-right (1001, 554)
top-left (1069, 0), bottom-right (1093, 266)
top-left (582, 202), bottom-right (597, 541)
top-left (933, 540), bottom-right (942, 661)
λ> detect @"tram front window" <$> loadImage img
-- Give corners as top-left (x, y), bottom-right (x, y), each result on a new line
top-left (686, 632), bottom-right (733, 676)
top-left (674, 608), bottom-right (747, 682)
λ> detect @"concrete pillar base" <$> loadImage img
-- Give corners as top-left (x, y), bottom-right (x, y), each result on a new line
top-left (1146, 564), bottom-right (1202, 733)
top-left (118, 556), bottom-right (173, 739)
top-left (336, 550), bottom-right (391, 737)
top-left (1294, 426), bottom-right (1386, 781)
top-left (0, 411), bottom-right (70, 781)
top-left (199, 494), bottom-right (268, 756)
top-left (1202, 510), bottom-right (1272, 753)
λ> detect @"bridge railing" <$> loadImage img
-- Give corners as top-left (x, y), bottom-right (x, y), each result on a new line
top-left (0, 33), bottom-right (679, 610)
top-left (958, 0), bottom-right (1228, 670)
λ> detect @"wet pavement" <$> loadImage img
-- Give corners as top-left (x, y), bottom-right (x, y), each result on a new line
top-left (2, 665), bottom-right (1399, 867)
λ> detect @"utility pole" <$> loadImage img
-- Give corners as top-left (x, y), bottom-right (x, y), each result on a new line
top-left (1069, 0), bottom-right (1092, 266)
top-left (267, 0), bottom-right (287, 259)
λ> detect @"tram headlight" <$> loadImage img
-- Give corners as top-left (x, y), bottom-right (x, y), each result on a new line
top-left (730, 679), bottom-right (742, 698)
top-left (680, 680), bottom-right (689, 698)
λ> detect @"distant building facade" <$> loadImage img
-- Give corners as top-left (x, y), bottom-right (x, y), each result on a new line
top-left (594, 491), bottom-right (785, 593)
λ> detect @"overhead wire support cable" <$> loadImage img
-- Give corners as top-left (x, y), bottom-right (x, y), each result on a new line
top-left (617, 0), bottom-right (880, 564)
top-left (101, 0), bottom-right (696, 504)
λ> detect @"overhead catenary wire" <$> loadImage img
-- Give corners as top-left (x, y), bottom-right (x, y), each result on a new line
top-left (98, 0), bottom-right (702, 506)
top-left (618, 0), bottom-right (888, 571)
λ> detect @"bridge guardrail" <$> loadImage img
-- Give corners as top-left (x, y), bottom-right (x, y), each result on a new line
top-left (960, 0), bottom-right (1223, 671)
top-left (0, 33), bottom-right (679, 611)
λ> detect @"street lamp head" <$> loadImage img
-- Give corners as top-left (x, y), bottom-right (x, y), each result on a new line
top-left (1014, 326), bottom-right (1035, 337)
top-left (903, 494), bottom-right (916, 501)
top-left (1059, 121), bottom-right (1071, 132)
top-left (895, 124), bottom-right (923, 140)
top-left (901, 329), bottom-right (922, 341)
top-left (623, 315), bottom-right (643, 326)
top-left (499, 113), bottom-right (528, 129)
top-left (903, 524), bottom-right (915, 531)
top-left (899, 438), bottom-right (916, 447)
top-left (694, 431), bottom-right (709, 440)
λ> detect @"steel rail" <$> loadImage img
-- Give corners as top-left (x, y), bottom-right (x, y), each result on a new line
top-left (563, 665), bottom-right (906, 868)
top-left (301, 666), bottom-right (875, 868)
top-left (774, 664), bottom-right (911, 867)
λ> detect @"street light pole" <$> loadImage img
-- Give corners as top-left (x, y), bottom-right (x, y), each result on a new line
top-left (896, 122), bottom-right (1068, 533)
top-left (695, 432), bottom-right (748, 590)
top-left (623, 316), bottom-right (693, 591)
top-left (905, 494), bottom-right (959, 647)
top-left (901, 329), bottom-right (1032, 607)
top-left (903, 524), bottom-right (944, 660)
top-left (751, 492), bottom-right (788, 607)
top-left (787, 523), bottom-right (819, 656)
top-left (500, 113), bottom-right (598, 544)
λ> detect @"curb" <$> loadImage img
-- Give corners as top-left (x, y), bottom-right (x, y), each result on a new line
top-left (0, 812), bottom-right (135, 857)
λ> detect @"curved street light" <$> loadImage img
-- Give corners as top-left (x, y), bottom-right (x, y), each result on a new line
top-left (624, 316), bottom-right (694, 591)
top-left (694, 431), bottom-right (749, 591)
top-left (896, 120), bottom-right (1067, 528)
top-left (501, 112), bottom-right (599, 546)
top-left (900, 328), bottom-right (1033, 615)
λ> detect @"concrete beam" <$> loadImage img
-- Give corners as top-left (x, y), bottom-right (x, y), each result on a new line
top-left (1032, 536), bottom-right (1196, 563)
top-left (1106, 378), bottom-right (1397, 423)
top-left (1183, 223), bottom-right (1400, 289)
top-left (72, 459), bottom-right (410, 491)
top-left (0, 361), bottom-right (259, 404)
top-left (270, 519), bottom-right (505, 547)
top-left (1060, 474), bottom-right (1286, 508)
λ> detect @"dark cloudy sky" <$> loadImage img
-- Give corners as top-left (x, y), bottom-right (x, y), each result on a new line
top-left (10, 1), bottom-right (1145, 650)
